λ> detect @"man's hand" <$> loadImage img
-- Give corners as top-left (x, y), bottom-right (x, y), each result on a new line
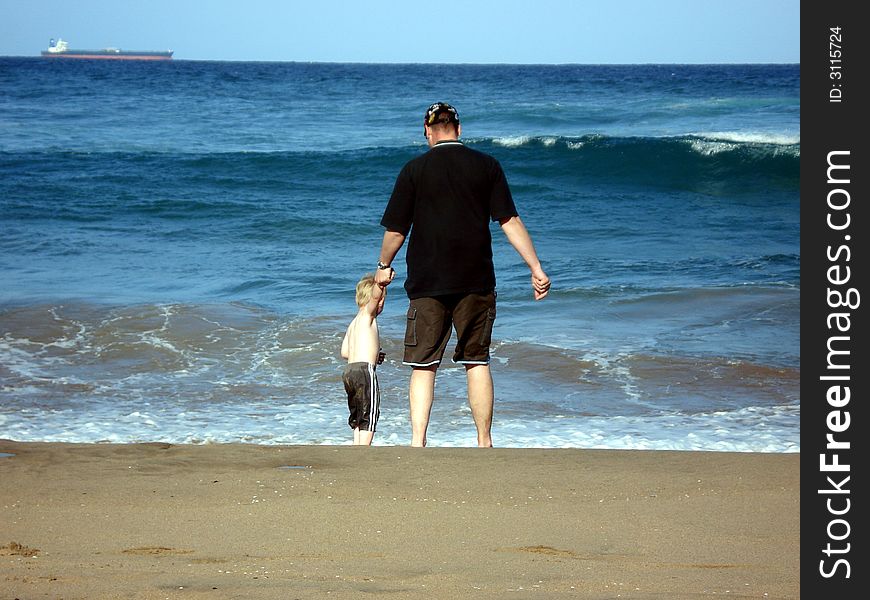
top-left (375, 231), bottom-right (406, 287)
top-left (499, 216), bottom-right (550, 301)
top-left (532, 268), bottom-right (550, 300)
top-left (375, 267), bottom-right (395, 287)
top-left (377, 349), bottom-right (386, 365)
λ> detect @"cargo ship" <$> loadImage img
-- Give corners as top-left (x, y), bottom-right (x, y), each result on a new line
top-left (41, 38), bottom-right (173, 60)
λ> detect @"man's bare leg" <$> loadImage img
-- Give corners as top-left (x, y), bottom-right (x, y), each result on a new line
top-left (465, 364), bottom-right (494, 447)
top-left (409, 366), bottom-right (437, 447)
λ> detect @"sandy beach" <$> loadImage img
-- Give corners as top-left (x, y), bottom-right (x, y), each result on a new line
top-left (0, 441), bottom-right (799, 599)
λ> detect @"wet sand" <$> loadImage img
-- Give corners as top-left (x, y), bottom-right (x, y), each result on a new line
top-left (0, 441), bottom-right (799, 599)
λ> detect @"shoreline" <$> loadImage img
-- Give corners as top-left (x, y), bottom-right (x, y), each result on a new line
top-left (1, 441), bottom-right (799, 598)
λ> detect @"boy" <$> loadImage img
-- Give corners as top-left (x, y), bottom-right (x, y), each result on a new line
top-left (340, 271), bottom-right (392, 445)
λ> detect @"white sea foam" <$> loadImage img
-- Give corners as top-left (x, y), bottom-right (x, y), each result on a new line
top-left (688, 131), bottom-right (801, 146)
top-left (0, 296), bottom-right (800, 453)
top-left (493, 135), bottom-right (532, 147)
top-left (691, 131), bottom-right (800, 146)
top-left (684, 132), bottom-right (801, 158)
top-left (0, 395), bottom-right (799, 452)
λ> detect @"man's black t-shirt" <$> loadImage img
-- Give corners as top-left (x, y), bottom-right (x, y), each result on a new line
top-left (381, 141), bottom-right (519, 299)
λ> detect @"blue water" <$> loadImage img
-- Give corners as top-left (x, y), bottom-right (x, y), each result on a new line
top-left (0, 58), bottom-right (799, 450)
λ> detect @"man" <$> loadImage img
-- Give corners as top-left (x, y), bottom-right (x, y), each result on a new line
top-left (375, 102), bottom-right (550, 447)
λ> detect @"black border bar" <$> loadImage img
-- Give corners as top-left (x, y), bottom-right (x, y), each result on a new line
top-left (801, 1), bottom-right (866, 595)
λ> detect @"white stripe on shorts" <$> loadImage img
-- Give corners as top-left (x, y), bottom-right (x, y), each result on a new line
top-left (365, 362), bottom-right (379, 432)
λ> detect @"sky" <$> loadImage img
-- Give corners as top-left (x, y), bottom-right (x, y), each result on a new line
top-left (1, 0), bottom-right (799, 64)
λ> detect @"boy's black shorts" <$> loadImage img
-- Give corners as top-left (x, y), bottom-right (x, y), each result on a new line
top-left (402, 290), bottom-right (496, 367)
top-left (342, 362), bottom-right (380, 432)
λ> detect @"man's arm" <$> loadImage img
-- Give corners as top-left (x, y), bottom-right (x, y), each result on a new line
top-left (499, 215), bottom-right (551, 300)
top-left (375, 229), bottom-right (406, 286)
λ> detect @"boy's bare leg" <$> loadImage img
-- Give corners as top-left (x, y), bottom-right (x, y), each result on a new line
top-left (354, 428), bottom-right (374, 446)
top-left (465, 364), bottom-right (494, 447)
top-left (409, 366), bottom-right (437, 447)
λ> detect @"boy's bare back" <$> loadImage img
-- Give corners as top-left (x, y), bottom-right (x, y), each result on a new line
top-left (341, 277), bottom-right (388, 365)
top-left (343, 311), bottom-right (381, 364)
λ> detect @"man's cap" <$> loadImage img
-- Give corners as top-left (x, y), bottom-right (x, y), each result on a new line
top-left (424, 102), bottom-right (460, 126)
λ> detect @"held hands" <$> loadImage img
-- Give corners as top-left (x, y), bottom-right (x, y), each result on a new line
top-left (374, 266), bottom-right (395, 287)
top-left (531, 268), bottom-right (551, 300)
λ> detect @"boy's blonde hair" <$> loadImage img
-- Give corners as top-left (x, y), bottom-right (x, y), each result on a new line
top-left (355, 273), bottom-right (377, 307)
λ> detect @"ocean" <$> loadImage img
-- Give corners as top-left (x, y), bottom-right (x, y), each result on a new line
top-left (0, 58), bottom-right (799, 450)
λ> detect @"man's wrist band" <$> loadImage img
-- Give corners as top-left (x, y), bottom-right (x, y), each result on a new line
top-left (377, 261), bottom-right (391, 270)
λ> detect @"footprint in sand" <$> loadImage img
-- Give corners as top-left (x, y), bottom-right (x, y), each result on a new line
top-left (1, 541), bottom-right (39, 557)
top-left (518, 545), bottom-right (578, 558)
top-left (122, 546), bottom-right (194, 556)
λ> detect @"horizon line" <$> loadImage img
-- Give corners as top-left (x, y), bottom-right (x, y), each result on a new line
top-left (0, 54), bottom-right (801, 66)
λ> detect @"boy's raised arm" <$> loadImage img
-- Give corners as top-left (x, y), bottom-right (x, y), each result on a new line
top-left (364, 282), bottom-right (387, 318)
